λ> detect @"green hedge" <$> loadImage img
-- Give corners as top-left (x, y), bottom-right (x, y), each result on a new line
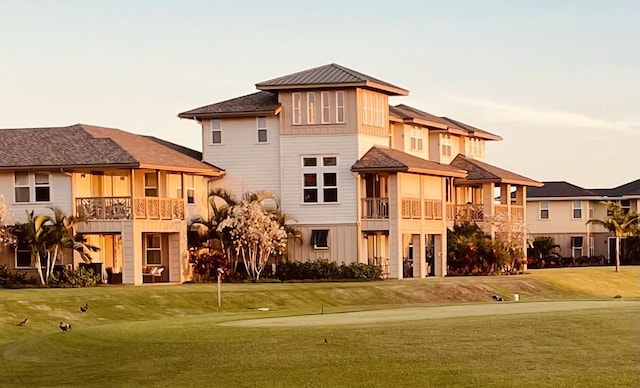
top-left (276, 260), bottom-right (382, 281)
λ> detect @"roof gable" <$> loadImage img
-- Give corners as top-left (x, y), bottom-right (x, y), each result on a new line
top-left (256, 63), bottom-right (408, 96)
top-left (450, 154), bottom-right (542, 187)
top-left (351, 146), bottom-right (467, 177)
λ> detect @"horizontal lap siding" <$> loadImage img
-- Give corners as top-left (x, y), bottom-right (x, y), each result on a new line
top-left (280, 134), bottom-right (358, 225)
top-left (0, 171), bottom-right (72, 223)
top-left (202, 117), bottom-right (281, 198)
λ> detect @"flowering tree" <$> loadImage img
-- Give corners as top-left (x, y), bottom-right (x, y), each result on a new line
top-left (217, 200), bottom-right (287, 280)
top-left (0, 195), bottom-right (14, 248)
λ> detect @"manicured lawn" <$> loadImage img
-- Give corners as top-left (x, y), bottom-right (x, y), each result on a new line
top-left (1, 267), bottom-right (638, 387)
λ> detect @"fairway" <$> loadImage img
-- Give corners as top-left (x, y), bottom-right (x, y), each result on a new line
top-left (223, 300), bottom-right (638, 327)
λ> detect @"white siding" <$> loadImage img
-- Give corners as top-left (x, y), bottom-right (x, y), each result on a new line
top-left (0, 171), bottom-right (72, 223)
top-left (357, 133), bottom-right (388, 159)
top-left (280, 134), bottom-right (358, 224)
top-left (202, 116), bottom-right (281, 197)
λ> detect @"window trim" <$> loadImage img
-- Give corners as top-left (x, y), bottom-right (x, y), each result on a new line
top-left (336, 91), bottom-right (345, 124)
top-left (540, 201), bottom-right (549, 219)
top-left (410, 126), bottom-right (423, 151)
top-left (307, 92), bottom-right (316, 124)
top-left (571, 236), bottom-right (584, 258)
top-left (144, 172), bottom-right (158, 197)
top-left (589, 236), bottom-right (595, 257)
top-left (441, 134), bottom-right (452, 157)
top-left (145, 234), bottom-right (162, 266)
top-left (14, 171), bottom-right (51, 204)
top-left (301, 155), bottom-right (338, 204)
top-left (257, 116), bottom-right (268, 143)
top-left (572, 200), bottom-right (582, 219)
top-left (185, 175), bottom-right (195, 204)
top-left (321, 91), bottom-right (330, 124)
top-left (211, 119), bottom-right (222, 145)
top-left (310, 229), bottom-right (329, 250)
top-left (15, 240), bottom-right (32, 268)
top-left (292, 93), bottom-right (301, 125)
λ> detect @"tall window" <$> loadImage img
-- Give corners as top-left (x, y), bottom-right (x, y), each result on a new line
top-left (321, 92), bottom-right (330, 124)
top-left (292, 93), bottom-right (301, 125)
top-left (621, 200), bottom-right (631, 215)
top-left (307, 92), bottom-right (316, 124)
top-left (410, 126), bottom-right (423, 151)
top-left (15, 240), bottom-right (31, 268)
top-left (336, 91), bottom-right (345, 123)
top-left (145, 234), bottom-right (162, 265)
top-left (589, 203), bottom-right (594, 219)
top-left (571, 236), bottom-right (583, 258)
top-left (185, 175), bottom-right (195, 204)
top-left (14, 172), bottom-right (50, 203)
top-left (257, 116), bottom-right (268, 143)
top-left (211, 119), bottom-right (222, 144)
top-left (144, 172), bottom-right (158, 197)
top-left (441, 134), bottom-right (452, 157)
top-left (572, 200), bottom-right (582, 219)
top-left (589, 236), bottom-right (595, 257)
top-left (540, 201), bottom-right (549, 219)
top-left (302, 156), bottom-right (338, 203)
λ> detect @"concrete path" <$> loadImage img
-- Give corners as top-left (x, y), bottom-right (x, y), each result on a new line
top-left (221, 300), bottom-right (638, 328)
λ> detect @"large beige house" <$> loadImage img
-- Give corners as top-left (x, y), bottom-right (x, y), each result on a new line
top-left (526, 179), bottom-right (640, 262)
top-left (0, 124), bottom-right (223, 284)
top-left (179, 63), bottom-right (542, 278)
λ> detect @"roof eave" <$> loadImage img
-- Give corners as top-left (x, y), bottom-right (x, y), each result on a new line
top-left (0, 163), bottom-right (140, 171)
top-left (406, 167), bottom-right (467, 178)
top-left (178, 109), bottom-right (279, 120)
top-left (138, 163), bottom-right (225, 177)
top-left (456, 177), bottom-right (543, 187)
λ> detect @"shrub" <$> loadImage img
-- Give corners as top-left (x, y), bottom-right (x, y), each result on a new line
top-left (48, 267), bottom-right (101, 287)
top-left (191, 251), bottom-right (229, 282)
top-left (275, 259), bottom-right (382, 281)
top-left (0, 264), bottom-right (38, 288)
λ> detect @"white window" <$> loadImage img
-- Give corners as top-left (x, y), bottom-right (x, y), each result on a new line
top-left (376, 95), bottom-right (383, 127)
top-left (367, 93), bottom-right (373, 125)
top-left (15, 240), bottom-right (31, 268)
top-left (211, 119), bottom-right (222, 144)
top-left (620, 200), bottom-right (631, 214)
top-left (321, 91), bottom-right (330, 124)
top-left (145, 234), bottom-right (162, 265)
top-left (441, 134), bottom-right (452, 157)
top-left (571, 236), bottom-right (583, 258)
top-left (292, 93), bottom-right (301, 125)
top-left (14, 172), bottom-right (50, 203)
top-left (310, 229), bottom-right (329, 249)
top-left (185, 175), bottom-right (195, 204)
top-left (307, 92), bottom-right (316, 124)
top-left (257, 116), bottom-right (268, 143)
top-left (589, 236), bottom-right (595, 257)
top-left (540, 201), bottom-right (549, 219)
top-left (589, 203), bottom-right (594, 219)
top-left (572, 201), bottom-right (582, 219)
top-left (410, 126), bottom-right (423, 151)
top-left (336, 91), bottom-right (345, 123)
top-left (302, 156), bottom-right (338, 203)
top-left (144, 172), bottom-right (158, 197)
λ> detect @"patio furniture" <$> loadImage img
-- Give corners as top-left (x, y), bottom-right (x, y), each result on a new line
top-left (143, 266), bottom-right (165, 283)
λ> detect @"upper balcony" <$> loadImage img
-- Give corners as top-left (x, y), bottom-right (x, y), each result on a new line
top-left (76, 196), bottom-right (185, 221)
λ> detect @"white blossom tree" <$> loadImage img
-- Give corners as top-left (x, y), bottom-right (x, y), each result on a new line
top-left (217, 200), bottom-right (287, 280)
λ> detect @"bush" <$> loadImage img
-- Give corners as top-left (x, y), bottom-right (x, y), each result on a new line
top-left (275, 260), bottom-right (382, 281)
top-left (0, 264), bottom-right (38, 288)
top-left (190, 251), bottom-right (229, 282)
top-left (48, 267), bottom-right (101, 287)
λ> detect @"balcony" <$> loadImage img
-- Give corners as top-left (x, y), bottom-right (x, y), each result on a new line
top-left (361, 198), bottom-right (389, 219)
top-left (76, 197), bottom-right (184, 221)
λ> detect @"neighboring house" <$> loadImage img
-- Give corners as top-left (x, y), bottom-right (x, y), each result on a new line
top-left (0, 124), bottom-right (223, 284)
top-left (526, 179), bottom-right (640, 262)
top-left (179, 63), bottom-right (542, 278)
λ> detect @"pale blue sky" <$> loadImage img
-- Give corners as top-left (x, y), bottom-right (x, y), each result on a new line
top-left (1, 0), bottom-right (638, 188)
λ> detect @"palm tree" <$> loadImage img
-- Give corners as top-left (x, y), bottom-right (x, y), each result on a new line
top-left (587, 201), bottom-right (639, 272)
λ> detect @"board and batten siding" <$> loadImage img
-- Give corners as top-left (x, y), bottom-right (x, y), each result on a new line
top-left (357, 133), bottom-right (389, 159)
top-left (280, 134), bottom-right (359, 225)
top-left (0, 171), bottom-right (72, 223)
top-left (202, 116), bottom-right (281, 198)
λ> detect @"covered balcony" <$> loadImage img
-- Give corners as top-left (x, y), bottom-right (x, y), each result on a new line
top-left (76, 196), bottom-right (185, 220)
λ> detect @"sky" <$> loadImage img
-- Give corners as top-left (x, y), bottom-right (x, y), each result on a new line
top-left (1, 0), bottom-right (638, 189)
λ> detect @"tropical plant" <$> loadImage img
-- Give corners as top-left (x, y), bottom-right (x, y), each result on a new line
top-left (447, 222), bottom-right (507, 275)
top-left (587, 201), bottom-right (639, 272)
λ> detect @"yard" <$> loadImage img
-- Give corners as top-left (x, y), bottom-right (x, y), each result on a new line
top-left (0, 267), bottom-right (638, 387)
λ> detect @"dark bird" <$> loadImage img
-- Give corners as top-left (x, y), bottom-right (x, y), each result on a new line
top-left (59, 322), bottom-right (71, 332)
top-left (17, 318), bottom-right (28, 326)
top-left (614, 295), bottom-right (622, 299)
top-left (80, 303), bottom-right (89, 313)
top-left (492, 295), bottom-right (503, 302)
top-left (324, 338), bottom-right (328, 344)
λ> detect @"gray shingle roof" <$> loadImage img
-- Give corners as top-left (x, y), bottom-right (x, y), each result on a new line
top-left (178, 91), bottom-right (279, 119)
top-left (256, 63), bottom-right (409, 96)
top-left (351, 146), bottom-right (467, 177)
top-left (593, 179), bottom-right (640, 197)
top-left (0, 124), bottom-right (223, 176)
top-left (527, 181), bottom-right (599, 198)
top-left (450, 154), bottom-right (542, 187)
top-left (392, 104), bottom-right (502, 141)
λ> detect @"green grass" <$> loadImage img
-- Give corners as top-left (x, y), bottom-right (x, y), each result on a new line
top-left (1, 267), bottom-right (638, 387)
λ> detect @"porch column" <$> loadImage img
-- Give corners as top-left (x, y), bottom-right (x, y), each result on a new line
top-left (482, 183), bottom-right (495, 238)
top-left (415, 233), bottom-right (426, 278)
top-left (518, 186), bottom-right (528, 271)
top-left (434, 234), bottom-right (447, 276)
top-left (355, 174), bottom-right (366, 264)
top-left (388, 174), bottom-right (403, 279)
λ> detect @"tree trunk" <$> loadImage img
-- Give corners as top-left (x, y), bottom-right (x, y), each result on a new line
top-left (34, 251), bottom-right (45, 285)
top-left (615, 236), bottom-right (621, 273)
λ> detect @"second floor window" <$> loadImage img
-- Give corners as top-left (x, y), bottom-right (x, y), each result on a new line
top-left (145, 172), bottom-right (158, 197)
top-left (302, 156), bottom-right (338, 203)
top-left (211, 119), bottom-right (222, 144)
top-left (257, 116), bottom-right (268, 143)
top-left (145, 234), bottom-right (162, 265)
top-left (410, 126), bottom-right (423, 151)
top-left (336, 91), bottom-right (345, 123)
top-left (292, 93), bottom-right (301, 125)
top-left (186, 175), bottom-right (195, 204)
top-left (441, 134), bottom-right (452, 157)
top-left (321, 92), bottom-right (330, 123)
top-left (540, 201), bottom-right (549, 219)
top-left (572, 201), bottom-right (582, 219)
top-left (307, 92), bottom-right (316, 124)
top-left (14, 171), bottom-right (50, 203)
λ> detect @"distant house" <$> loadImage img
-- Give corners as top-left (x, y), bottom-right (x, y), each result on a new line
top-left (179, 63), bottom-right (542, 278)
top-left (526, 179), bottom-right (640, 261)
top-left (0, 124), bottom-right (223, 284)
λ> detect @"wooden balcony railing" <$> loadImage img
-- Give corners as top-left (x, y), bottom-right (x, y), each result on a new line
top-left (361, 198), bottom-right (389, 219)
top-left (76, 197), bottom-right (184, 220)
top-left (401, 198), bottom-right (421, 219)
top-left (424, 199), bottom-right (443, 220)
top-left (453, 204), bottom-right (485, 223)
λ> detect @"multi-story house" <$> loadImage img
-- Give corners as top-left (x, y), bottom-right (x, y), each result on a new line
top-left (0, 124), bottom-right (223, 284)
top-left (526, 179), bottom-right (640, 262)
top-left (179, 63), bottom-right (541, 278)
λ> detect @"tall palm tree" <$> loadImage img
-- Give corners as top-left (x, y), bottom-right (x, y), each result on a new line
top-left (587, 201), bottom-right (639, 272)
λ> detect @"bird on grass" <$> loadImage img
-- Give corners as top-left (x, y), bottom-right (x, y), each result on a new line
top-left (613, 295), bottom-right (622, 299)
top-left (324, 338), bottom-right (329, 344)
top-left (17, 318), bottom-right (28, 326)
top-left (59, 322), bottom-right (72, 332)
top-left (492, 295), bottom-right (503, 302)
top-left (80, 303), bottom-right (89, 313)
